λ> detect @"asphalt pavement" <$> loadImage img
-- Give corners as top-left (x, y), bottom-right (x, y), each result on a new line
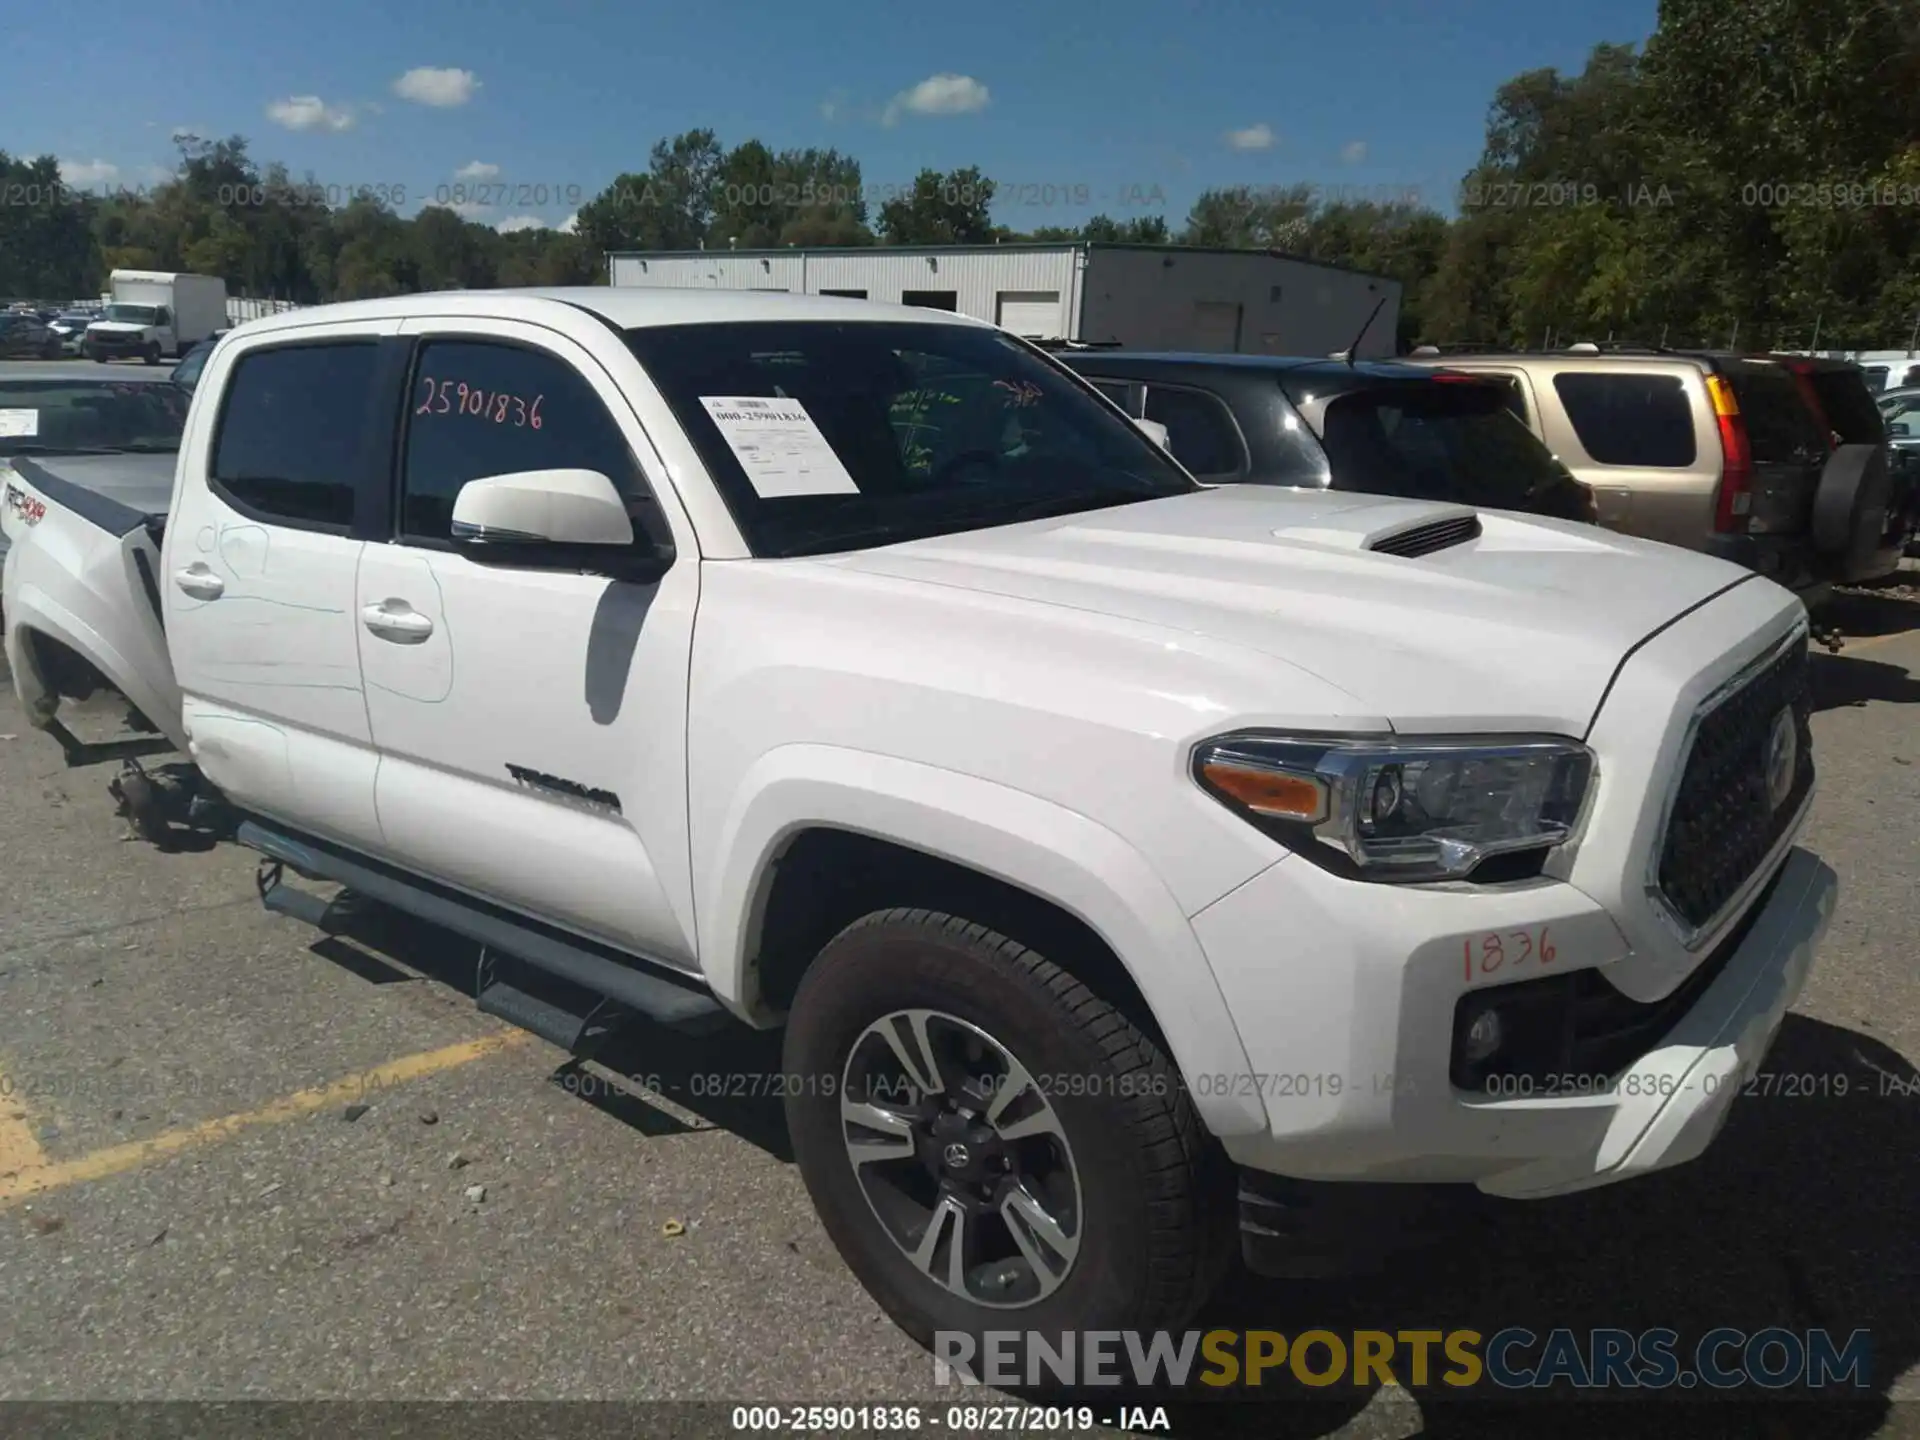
top-left (0, 587), bottom-right (1916, 1439)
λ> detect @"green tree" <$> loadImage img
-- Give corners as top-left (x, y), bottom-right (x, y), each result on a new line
top-left (877, 167), bottom-right (996, 244)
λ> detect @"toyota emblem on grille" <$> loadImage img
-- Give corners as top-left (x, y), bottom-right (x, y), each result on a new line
top-left (1764, 706), bottom-right (1798, 812)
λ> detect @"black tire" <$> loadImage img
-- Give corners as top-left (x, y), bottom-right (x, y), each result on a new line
top-left (783, 908), bottom-right (1235, 1356)
top-left (142, 343), bottom-right (160, 366)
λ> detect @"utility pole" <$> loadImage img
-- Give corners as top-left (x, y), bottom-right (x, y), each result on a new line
top-left (1809, 311), bottom-right (1822, 354)
top-left (1908, 307), bottom-right (1918, 355)
top-left (1729, 318), bottom-right (1739, 351)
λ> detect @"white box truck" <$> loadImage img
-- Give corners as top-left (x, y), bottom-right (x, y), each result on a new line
top-left (83, 270), bottom-right (228, 364)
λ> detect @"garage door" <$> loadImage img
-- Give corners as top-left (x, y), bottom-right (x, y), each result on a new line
top-left (995, 291), bottom-right (1063, 339)
top-left (1191, 301), bottom-right (1244, 353)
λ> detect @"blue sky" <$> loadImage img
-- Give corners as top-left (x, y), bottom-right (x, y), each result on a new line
top-left (6, 0), bottom-right (1658, 237)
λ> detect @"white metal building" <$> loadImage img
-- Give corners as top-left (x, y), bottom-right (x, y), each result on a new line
top-left (607, 243), bottom-right (1401, 358)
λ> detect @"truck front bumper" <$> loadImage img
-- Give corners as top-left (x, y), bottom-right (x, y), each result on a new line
top-left (1189, 843), bottom-right (1836, 1202)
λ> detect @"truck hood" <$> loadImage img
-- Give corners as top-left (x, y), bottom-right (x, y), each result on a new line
top-left (87, 321), bottom-right (154, 335)
top-left (824, 485), bottom-right (1757, 735)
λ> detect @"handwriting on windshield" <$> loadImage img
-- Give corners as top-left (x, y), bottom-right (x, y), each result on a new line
top-left (414, 376), bottom-right (544, 429)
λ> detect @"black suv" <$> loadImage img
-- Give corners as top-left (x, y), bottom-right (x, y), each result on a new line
top-left (1055, 350), bottom-right (1597, 522)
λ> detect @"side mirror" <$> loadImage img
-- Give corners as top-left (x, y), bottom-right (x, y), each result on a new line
top-left (1133, 416), bottom-right (1172, 449)
top-left (450, 469), bottom-right (674, 582)
top-left (451, 468), bottom-right (636, 547)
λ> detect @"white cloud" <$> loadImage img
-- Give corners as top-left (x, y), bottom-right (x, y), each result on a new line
top-left (393, 66), bottom-right (480, 107)
top-left (141, 164), bottom-right (174, 183)
top-left (1340, 140), bottom-right (1369, 165)
top-left (1224, 123), bottom-right (1277, 151)
top-left (820, 89), bottom-right (849, 121)
top-left (881, 73), bottom-right (989, 126)
top-left (447, 200), bottom-right (491, 219)
top-left (266, 95), bottom-right (357, 132)
top-left (496, 214), bottom-right (545, 232)
top-left (455, 160), bottom-right (500, 180)
top-left (58, 159), bottom-right (120, 186)
top-left (558, 211), bottom-right (578, 234)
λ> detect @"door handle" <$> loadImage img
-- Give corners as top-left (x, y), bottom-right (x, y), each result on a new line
top-left (173, 563), bottom-right (224, 601)
top-left (361, 600), bottom-right (435, 644)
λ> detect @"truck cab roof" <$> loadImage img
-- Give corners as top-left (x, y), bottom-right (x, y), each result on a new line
top-left (233, 287), bottom-right (996, 338)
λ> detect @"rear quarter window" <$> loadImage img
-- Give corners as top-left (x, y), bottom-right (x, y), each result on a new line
top-left (1141, 384), bottom-right (1247, 477)
top-left (1805, 370), bottom-right (1886, 444)
top-left (1551, 372), bottom-right (1698, 467)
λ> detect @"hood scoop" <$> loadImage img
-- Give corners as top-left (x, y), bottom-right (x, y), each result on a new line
top-left (1367, 511), bottom-right (1483, 558)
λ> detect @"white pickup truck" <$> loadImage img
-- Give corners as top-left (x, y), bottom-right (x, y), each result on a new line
top-left (1, 289), bottom-right (1837, 1349)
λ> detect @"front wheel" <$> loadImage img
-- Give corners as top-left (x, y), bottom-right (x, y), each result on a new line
top-left (783, 909), bottom-right (1234, 1354)
top-left (142, 343), bottom-right (160, 366)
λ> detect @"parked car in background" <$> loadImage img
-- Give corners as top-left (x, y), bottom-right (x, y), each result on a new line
top-left (47, 312), bottom-right (96, 356)
top-left (1855, 352), bottom-right (1920, 394)
top-left (0, 313), bottom-right (64, 360)
top-left (1877, 386), bottom-right (1920, 551)
top-left (1770, 354), bottom-right (1919, 560)
top-left (1055, 351), bottom-right (1598, 522)
top-left (167, 329), bottom-right (232, 396)
top-left (1403, 347), bottom-right (1902, 597)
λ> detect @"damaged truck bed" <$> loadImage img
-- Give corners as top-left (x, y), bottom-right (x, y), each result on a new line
top-left (2, 455), bottom-right (185, 766)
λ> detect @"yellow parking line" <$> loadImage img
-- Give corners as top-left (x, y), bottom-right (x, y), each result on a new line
top-left (0, 1102), bottom-right (51, 1181)
top-left (0, 1030), bottom-right (530, 1205)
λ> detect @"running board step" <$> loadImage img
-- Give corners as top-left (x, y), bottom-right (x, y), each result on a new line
top-left (237, 820), bottom-right (727, 1034)
top-left (475, 957), bottom-right (627, 1054)
top-left (476, 977), bottom-right (597, 1051)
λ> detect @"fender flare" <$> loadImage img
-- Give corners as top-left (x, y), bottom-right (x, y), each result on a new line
top-left (699, 743), bottom-right (1270, 1139)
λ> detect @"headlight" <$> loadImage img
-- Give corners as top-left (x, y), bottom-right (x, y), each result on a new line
top-left (1192, 732), bottom-right (1595, 883)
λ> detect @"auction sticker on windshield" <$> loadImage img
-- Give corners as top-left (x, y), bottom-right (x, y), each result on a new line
top-left (0, 409), bottom-right (39, 438)
top-left (698, 395), bottom-right (859, 499)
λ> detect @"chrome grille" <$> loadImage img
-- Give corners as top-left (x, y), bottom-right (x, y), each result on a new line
top-left (1650, 627), bottom-right (1813, 944)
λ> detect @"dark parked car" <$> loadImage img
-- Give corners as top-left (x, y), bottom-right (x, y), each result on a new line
top-left (0, 313), bottom-right (63, 360)
top-left (168, 331), bottom-right (228, 394)
top-left (1767, 353), bottom-right (1918, 566)
top-left (1055, 350), bottom-right (1598, 522)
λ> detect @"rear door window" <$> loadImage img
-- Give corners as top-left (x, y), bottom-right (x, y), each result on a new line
top-left (1728, 368), bottom-right (1828, 465)
top-left (1551, 373), bottom-right (1697, 467)
top-left (1141, 384), bottom-right (1247, 477)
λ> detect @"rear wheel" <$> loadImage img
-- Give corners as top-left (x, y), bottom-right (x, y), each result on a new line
top-left (783, 908), bottom-right (1234, 1353)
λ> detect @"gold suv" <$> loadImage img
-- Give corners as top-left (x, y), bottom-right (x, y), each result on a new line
top-left (1404, 347), bottom-right (1903, 597)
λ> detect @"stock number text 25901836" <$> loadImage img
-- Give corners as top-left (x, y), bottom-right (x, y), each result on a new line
top-left (414, 376), bottom-right (545, 429)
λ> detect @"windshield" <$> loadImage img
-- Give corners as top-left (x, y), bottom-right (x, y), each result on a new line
top-left (623, 320), bottom-right (1197, 558)
top-left (0, 379), bottom-right (190, 456)
top-left (1303, 380), bottom-right (1580, 513)
top-left (1882, 394), bottom-right (1920, 440)
top-left (102, 303), bottom-right (161, 324)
